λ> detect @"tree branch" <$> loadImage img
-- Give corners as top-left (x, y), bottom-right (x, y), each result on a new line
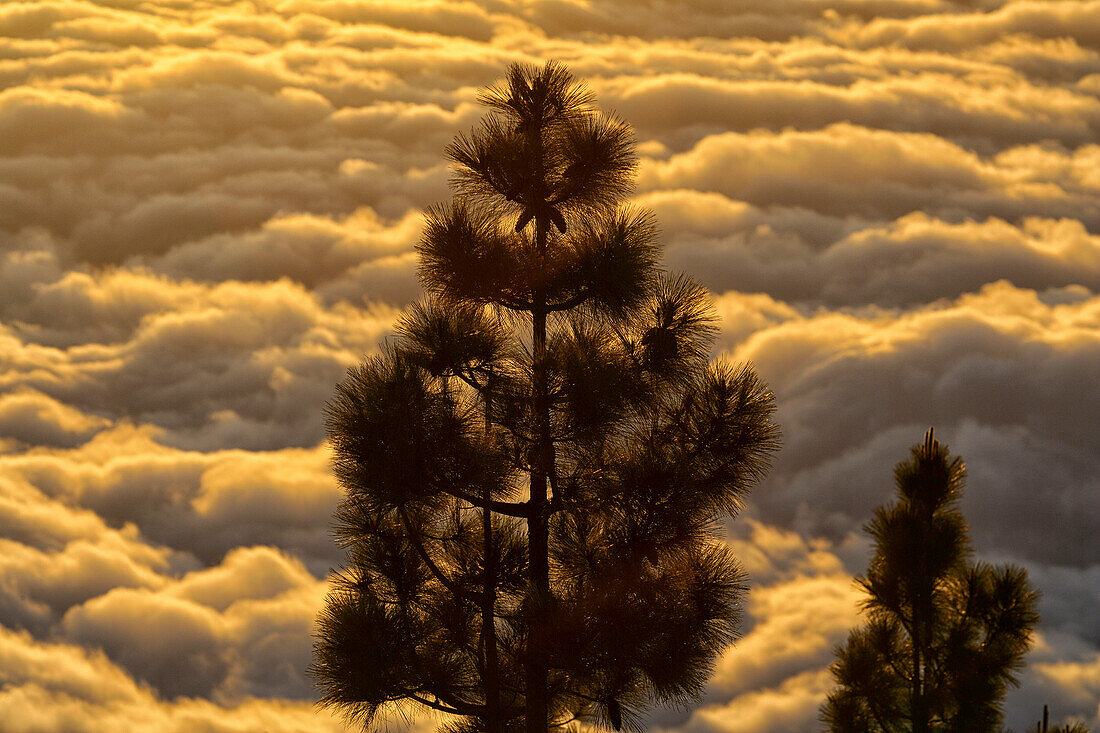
top-left (546, 288), bottom-right (592, 313)
top-left (449, 488), bottom-right (532, 518)
top-left (866, 696), bottom-right (894, 733)
top-left (411, 691), bottom-right (498, 718)
top-left (399, 507), bottom-right (484, 604)
top-left (456, 369), bottom-right (488, 393)
top-left (499, 293), bottom-right (534, 311)
top-left (410, 693), bottom-right (466, 716)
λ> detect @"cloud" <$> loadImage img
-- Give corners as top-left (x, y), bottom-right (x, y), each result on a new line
top-left (1029, 654), bottom-right (1100, 725)
top-left (711, 574), bottom-right (859, 701)
top-left (0, 389), bottom-right (109, 448)
top-left (58, 545), bottom-right (325, 700)
top-left (665, 207), bottom-right (1100, 308)
top-left (670, 670), bottom-right (834, 733)
top-left (520, 0), bottom-right (819, 42)
top-left (63, 588), bottom-right (230, 698)
top-left (0, 536), bottom-right (167, 614)
top-left (277, 0), bottom-right (498, 42)
top-left (729, 281), bottom-right (1100, 568)
top-left (0, 625), bottom-right (348, 732)
top-left (839, 1), bottom-right (1100, 52)
top-left (601, 71), bottom-right (1100, 150)
top-left (639, 124), bottom-right (1100, 226)
top-left (1, 425), bottom-right (343, 569)
top-left (0, 267), bottom-right (399, 449)
top-left (144, 207), bottom-right (423, 292)
top-left (0, 86), bottom-right (141, 157)
top-left (168, 545), bottom-right (317, 612)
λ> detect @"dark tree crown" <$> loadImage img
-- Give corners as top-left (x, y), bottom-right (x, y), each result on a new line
top-left (822, 429), bottom-right (1040, 733)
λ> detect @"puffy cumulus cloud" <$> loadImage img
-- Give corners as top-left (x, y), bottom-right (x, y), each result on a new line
top-left (997, 625), bottom-right (1100, 729)
top-left (0, 467), bottom-right (153, 557)
top-left (600, 71), bottom-right (1100, 150)
top-left (1024, 654), bottom-right (1100, 728)
top-left (0, 49), bottom-right (464, 269)
top-left (638, 124), bottom-right (1100, 226)
top-left (838, 0), bottom-right (1100, 53)
top-left (215, 572), bottom-right (330, 700)
top-left (679, 504), bottom-right (1099, 733)
top-left (813, 214), bottom-right (1100, 305)
top-left (710, 570), bottom-right (860, 701)
top-left (0, 461), bottom-right (200, 633)
top-left (326, 100), bottom-right (483, 150)
top-left (60, 545), bottom-right (325, 700)
top-left (0, 626), bottom-right (348, 733)
top-left (635, 190), bottom-right (861, 249)
top-left (712, 290), bottom-right (805, 348)
top-left (2, 257), bottom-right (210, 347)
top-left (0, 536), bottom-right (167, 616)
top-left (1, 141), bottom-right (441, 268)
top-left (0, 427), bottom-right (336, 700)
top-left (0, 624), bottom-right (151, 708)
top-left (278, 0), bottom-right (499, 42)
top-left (668, 670), bottom-right (834, 733)
top-left (727, 281), bottom-right (1100, 568)
top-left (723, 520), bottom-right (868, 586)
top-left (4, 0), bottom-right (1098, 288)
top-left (523, 0), bottom-right (1011, 45)
top-left (1, 426), bottom-right (343, 570)
top-left (0, 389), bottom-right (109, 448)
top-left (0, 267), bottom-right (399, 449)
top-left (63, 588), bottom-right (229, 698)
top-left (184, 452), bottom-right (342, 561)
top-left (973, 36), bottom-right (1100, 84)
top-left (0, 86), bottom-right (142, 157)
top-left (144, 207), bottom-right (423, 293)
top-left (168, 546), bottom-right (317, 612)
top-left (662, 206), bottom-right (1100, 308)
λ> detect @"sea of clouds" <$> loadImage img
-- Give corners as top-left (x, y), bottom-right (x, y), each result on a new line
top-left (1, 1), bottom-right (1099, 730)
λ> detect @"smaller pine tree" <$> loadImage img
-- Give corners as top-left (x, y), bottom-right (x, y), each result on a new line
top-left (1024, 723), bottom-right (1093, 733)
top-left (1011, 706), bottom-right (1092, 733)
top-left (822, 429), bottom-right (1040, 733)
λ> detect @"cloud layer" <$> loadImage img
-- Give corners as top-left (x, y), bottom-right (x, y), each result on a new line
top-left (2, 0), bottom-right (1099, 730)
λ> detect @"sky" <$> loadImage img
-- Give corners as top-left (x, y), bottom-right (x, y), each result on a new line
top-left (1, 0), bottom-right (1099, 731)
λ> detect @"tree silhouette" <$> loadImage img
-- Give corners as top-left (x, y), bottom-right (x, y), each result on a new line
top-left (822, 429), bottom-right (1040, 733)
top-left (1007, 705), bottom-right (1092, 733)
top-left (310, 62), bottom-right (780, 733)
top-left (1020, 721), bottom-right (1094, 733)
top-left (1023, 723), bottom-right (1092, 733)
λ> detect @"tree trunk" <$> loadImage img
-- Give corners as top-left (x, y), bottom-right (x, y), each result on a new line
top-left (483, 500), bottom-right (502, 733)
top-left (482, 375), bottom-right (502, 733)
top-left (527, 216), bottom-right (551, 733)
top-left (912, 626), bottom-right (926, 733)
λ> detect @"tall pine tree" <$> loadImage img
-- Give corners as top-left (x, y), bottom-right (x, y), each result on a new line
top-left (822, 429), bottom-right (1039, 733)
top-left (310, 62), bottom-right (780, 733)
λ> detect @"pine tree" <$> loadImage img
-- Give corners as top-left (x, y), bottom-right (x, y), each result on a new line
top-left (1008, 704), bottom-right (1092, 733)
top-left (310, 62), bottom-right (780, 733)
top-left (1022, 720), bottom-right (1093, 733)
top-left (822, 429), bottom-right (1040, 733)
top-left (1023, 723), bottom-right (1092, 733)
